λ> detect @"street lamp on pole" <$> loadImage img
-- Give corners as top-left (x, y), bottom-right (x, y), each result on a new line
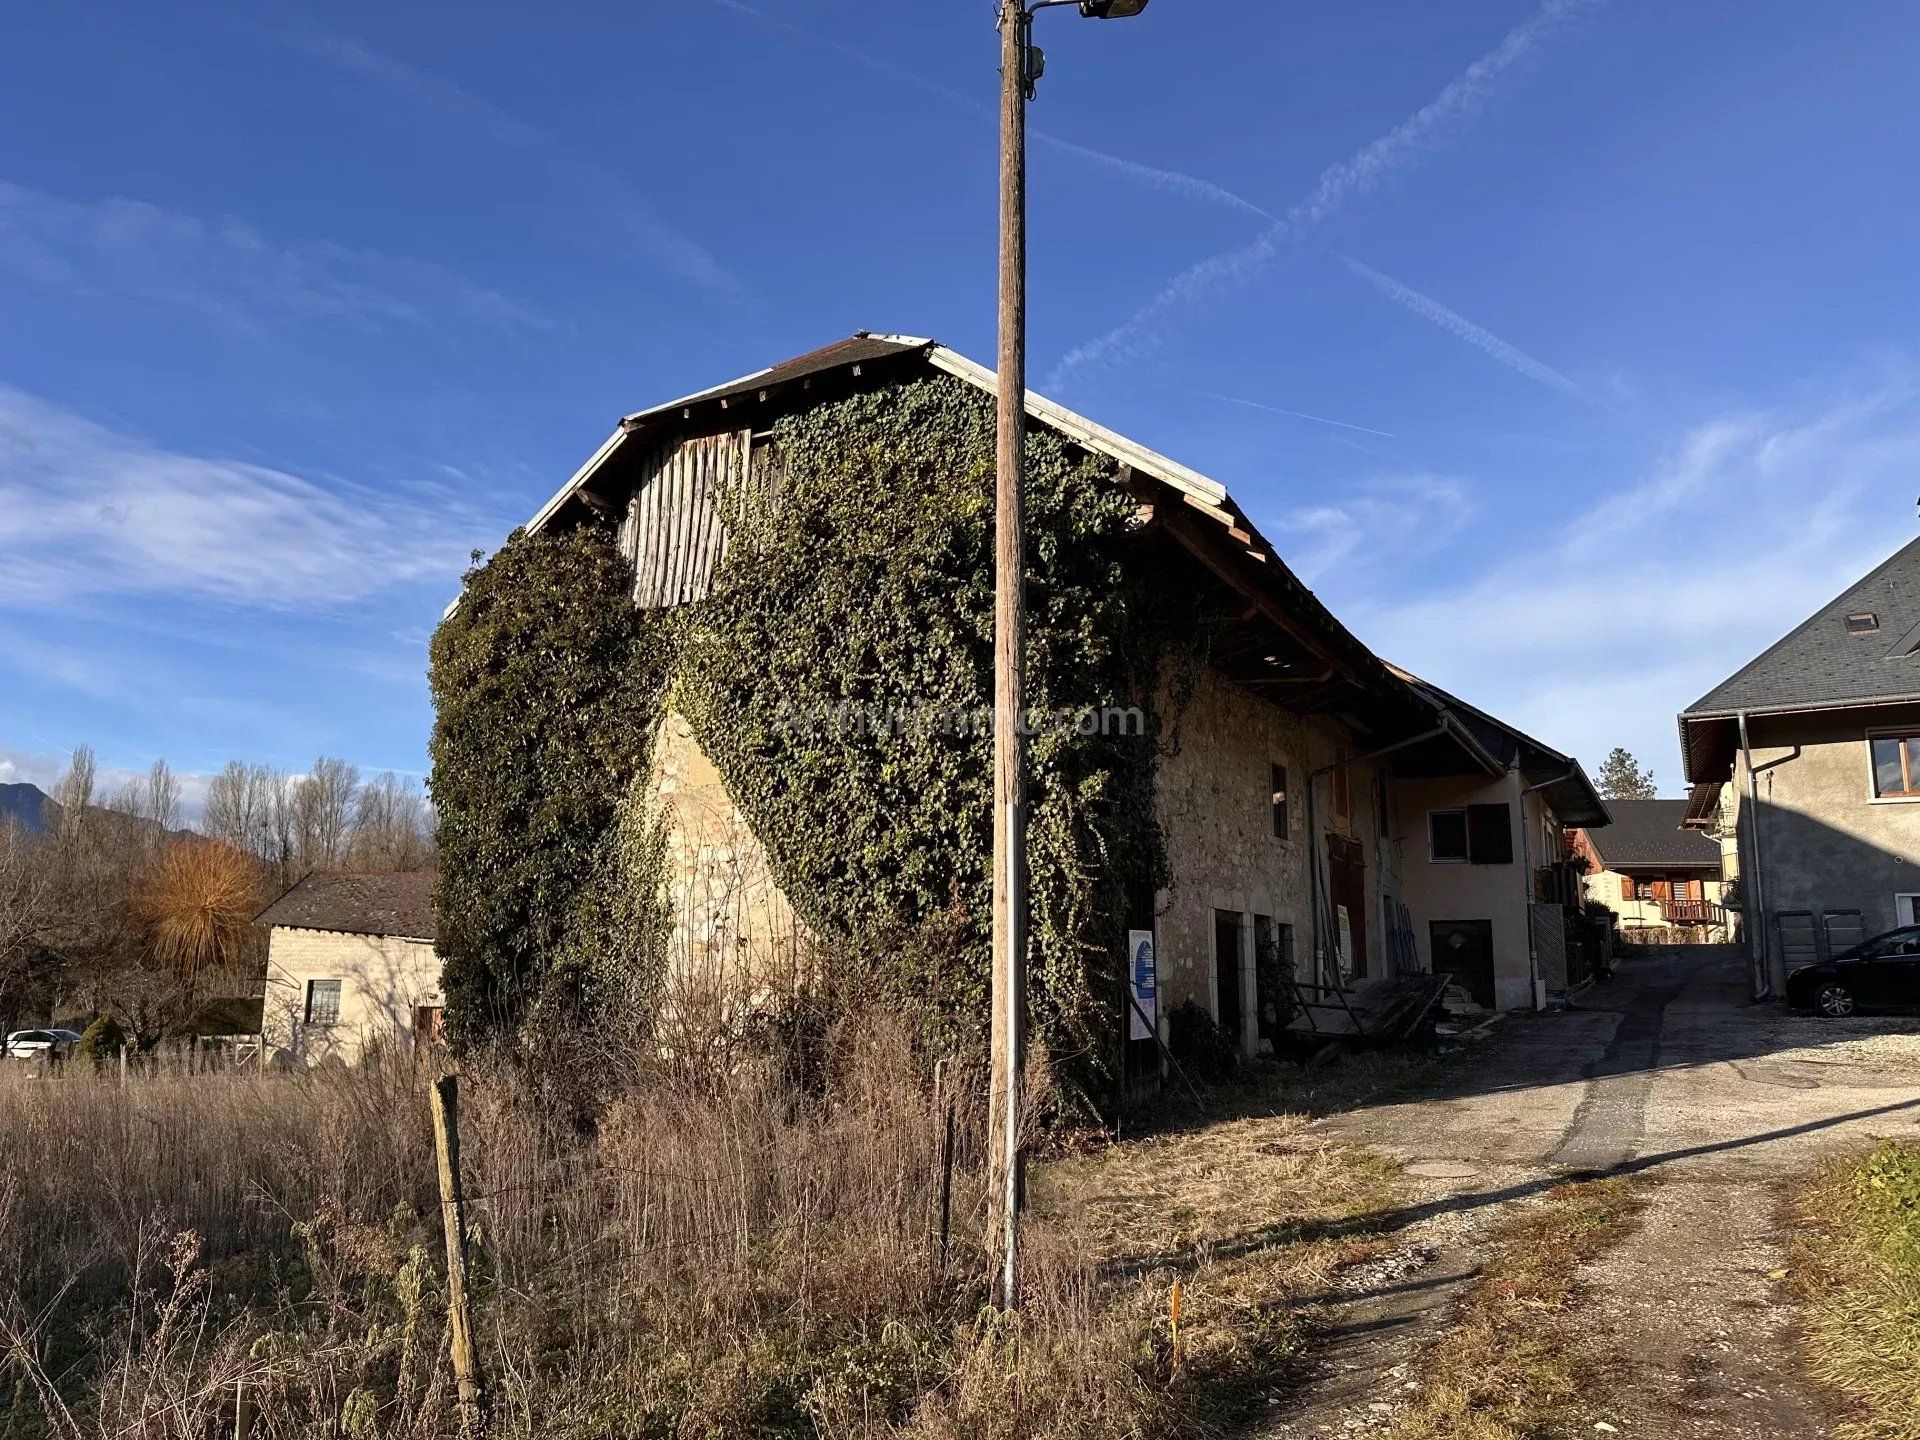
top-left (992, 0), bottom-right (1150, 1314)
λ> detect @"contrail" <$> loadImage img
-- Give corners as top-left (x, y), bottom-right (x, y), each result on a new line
top-left (1047, 0), bottom-right (1605, 387)
top-left (1339, 256), bottom-right (1595, 405)
top-left (1203, 392), bottom-right (1397, 438)
top-left (705, 0), bottom-right (1271, 220)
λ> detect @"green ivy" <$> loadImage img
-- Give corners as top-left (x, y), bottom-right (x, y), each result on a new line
top-left (430, 376), bottom-right (1213, 1092)
top-left (680, 376), bottom-right (1208, 1083)
top-left (428, 523), bottom-right (677, 1051)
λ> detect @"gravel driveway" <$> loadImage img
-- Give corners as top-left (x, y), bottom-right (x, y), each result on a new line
top-left (1259, 945), bottom-right (1920, 1439)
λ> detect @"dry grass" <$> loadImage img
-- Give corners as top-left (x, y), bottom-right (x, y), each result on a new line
top-left (1791, 1141), bottom-right (1920, 1439)
top-left (1378, 1178), bottom-right (1645, 1440)
top-left (0, 1029), bottom-right (1419, 1440)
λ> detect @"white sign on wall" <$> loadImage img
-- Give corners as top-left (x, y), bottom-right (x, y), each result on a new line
top-left (1336, 905), bottom-right (1354, 977)
top-left (1128, 929), bottom-right (1157, 1040)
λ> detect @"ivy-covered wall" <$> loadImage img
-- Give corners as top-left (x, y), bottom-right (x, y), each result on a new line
top-left (432, 374), bottom-right (1217, 1084)
top-left (428, 523), bottom-right (677, 1052)
top-left (678, 375), bottom-right (1209, 1077)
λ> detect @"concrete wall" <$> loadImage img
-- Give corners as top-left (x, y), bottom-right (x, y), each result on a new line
top-left (1392, 771), bottom-right (1561, 1011)
top-left (1153, 668), bottom-right (1401, 1054)
top-left (1736, 703), bottom-right (1920, 986)
top-left (264, 926), bottom-right (440, 1064)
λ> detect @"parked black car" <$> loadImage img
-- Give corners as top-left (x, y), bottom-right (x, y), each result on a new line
top-left (1785, 925), bottom-right (1920, 1017)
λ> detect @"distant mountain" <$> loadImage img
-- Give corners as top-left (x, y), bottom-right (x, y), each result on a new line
top-left (0, 782), bottom-right (54, 836)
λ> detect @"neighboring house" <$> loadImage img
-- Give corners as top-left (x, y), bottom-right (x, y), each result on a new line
top-left (1678, 536), bottom-right (1920, 995)
top-left (256, 872), bottom-right (442, 1063)
top-left (516, 332), bottom-right (1604, 1059)
top-left (1569, 797), bottom-right (1727, 939)
top-left (1388, 670), bottom-right (1612, 1010)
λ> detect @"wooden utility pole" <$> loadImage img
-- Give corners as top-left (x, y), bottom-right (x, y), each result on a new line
top-left (429, 1075), bottom-right (488, 1436)
top-left (990, 0), bottom-right (1031, 1314)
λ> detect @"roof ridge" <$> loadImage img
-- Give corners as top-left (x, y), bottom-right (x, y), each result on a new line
top-left (1684, 533), bottom-right (1920, 715)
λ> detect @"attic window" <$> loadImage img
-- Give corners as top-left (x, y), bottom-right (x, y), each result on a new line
top-left (1846, 612), bottom-right (1880, 635)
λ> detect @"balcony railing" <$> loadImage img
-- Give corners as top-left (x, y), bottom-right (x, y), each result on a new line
top-left (1659, 898), bottom-right (1728, 928)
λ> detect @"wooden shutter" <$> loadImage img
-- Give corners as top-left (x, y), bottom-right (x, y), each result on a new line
top-left (1466, 803), bottom-right (1513, 865)
top-left (1621, 876), bottom-right (1634, 902)
top-left (1651, 879), bottom-right (1670, 903)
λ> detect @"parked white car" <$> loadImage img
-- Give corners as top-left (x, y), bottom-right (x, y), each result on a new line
top-left (3, 1028), bottom-right (83, 1061)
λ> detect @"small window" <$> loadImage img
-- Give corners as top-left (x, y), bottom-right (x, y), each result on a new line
top-left (1846, 612), bottom-right (1880, 635)
top-left (1635, 879), bottom-right (1654, 901)
top-left (1429, 804), bottom-right (1513, 864)
top-left (1270, 763), bottom-right (1289, 838)
top-left (1429, 809), bottom-right (1469, 862)
top-left (305, 979), bottom-right (342, 1027)
top-left (1871, 733), bottom-right (1920, 797)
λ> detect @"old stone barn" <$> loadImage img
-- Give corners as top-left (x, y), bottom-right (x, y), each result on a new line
top-left (438, 333), bottom-right (1605, 1086)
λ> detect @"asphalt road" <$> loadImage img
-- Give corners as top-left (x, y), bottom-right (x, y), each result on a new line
top-left (1259, 945), bottom-right (1920, 1439)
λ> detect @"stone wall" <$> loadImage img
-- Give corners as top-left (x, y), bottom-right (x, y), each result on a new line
top-left (1153, 668), bottom-right (1400, 1054)
top-left (649, 711), bottom-right (806, 1014)
top-left (264, 926), bottom-right (441, 1064)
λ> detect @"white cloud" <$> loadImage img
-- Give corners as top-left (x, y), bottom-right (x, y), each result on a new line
top-left (0, 386), bottom-right (489, 610)
top-left (286, 27), bottom-right (742, 298)
top-left (1047, 0), bottom-right (1604, 388)
top-left (0, 180), bottom-right (548, 333)
top-left (702, 0), bottom-right (1272, 220)
top-left (1339, 256), bottom-right (1599, 406)
top-left (1273, 474), bottom-right (1473, 584)
top-left (1340, 382), bottom-right (1920, 792)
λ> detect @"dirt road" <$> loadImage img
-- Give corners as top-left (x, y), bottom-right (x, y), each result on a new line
top-left (1259, 946), bottom-right (1920, 1439)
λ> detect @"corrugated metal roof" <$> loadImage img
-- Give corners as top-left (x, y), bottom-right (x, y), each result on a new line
top-left (255, 872), bottom-right (437, 941)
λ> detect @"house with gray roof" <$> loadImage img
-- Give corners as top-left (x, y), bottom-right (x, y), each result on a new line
top-left (1678, 536), bottom-right (1920, 993)
top-left (1568, 798), bottom-right (1727, 939)
top-left (256, 872), bottom-right (442, 1063)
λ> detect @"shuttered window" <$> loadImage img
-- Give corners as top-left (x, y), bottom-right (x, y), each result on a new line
top-left (1621, 876), bottom-right (1634, 902)
top-left (1466, 803), bottom-right (1514, 865)
top-left (1270, 763), bottom-right (1289, 839)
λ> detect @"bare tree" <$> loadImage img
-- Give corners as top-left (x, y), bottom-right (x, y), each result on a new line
top-left (143, 759), bottom-right (180, 833)
top-left (295, 756), bottom-right (360, 869)
top-left (48, 744), bottom-right (96, 847)
top-left (0, 820), bottom-right (47, 1025)
top-left (203, 761), bottom-right (256, 851)
top-left (349, 772), bottom-right (435, 872)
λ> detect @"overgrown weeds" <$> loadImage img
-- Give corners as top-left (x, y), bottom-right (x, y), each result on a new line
top-left (1792, 1140), bottom-right (1920, 1439)
top-left (1380, 1177), bottom-right (1644, 1440)
top-left (0, 1021), bottom-right (1410, 1439)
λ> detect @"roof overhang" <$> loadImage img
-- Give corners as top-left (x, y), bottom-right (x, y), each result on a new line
top-left (1679, 691), bottom-right (1920, 783)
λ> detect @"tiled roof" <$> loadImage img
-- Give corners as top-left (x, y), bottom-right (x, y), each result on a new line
top-left (255, 871), bottom-right (437, 941)
top-left (1684, 536), bottom-right (1920, 715)
top-left (1587, 799), bottom-right (1719, 869)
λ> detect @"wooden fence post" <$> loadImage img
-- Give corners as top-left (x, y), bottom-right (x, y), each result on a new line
top-left (430, 1075), bottom-right (487, 1435)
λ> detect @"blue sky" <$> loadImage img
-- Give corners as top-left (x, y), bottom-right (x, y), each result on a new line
top-left (4, 0), bottom-right (1920, 811)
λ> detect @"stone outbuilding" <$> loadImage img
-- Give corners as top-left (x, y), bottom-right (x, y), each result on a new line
top-left (256, 872), bottom-right (442, 1064)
